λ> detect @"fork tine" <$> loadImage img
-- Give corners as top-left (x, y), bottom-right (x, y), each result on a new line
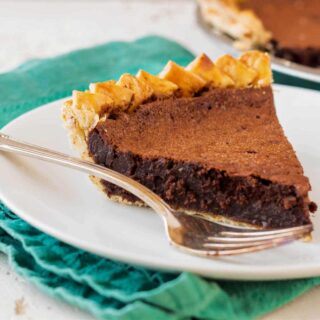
top-left (203, 239), bottom-right (278, 249)
top-left (220, 224), bottom-right (313, 237)
top-left (202, 234), bottom-right (303, 256)
top-left (208, 228), bottom-right (310, 243)
top-left (203, 234), bottom-right (301, 249)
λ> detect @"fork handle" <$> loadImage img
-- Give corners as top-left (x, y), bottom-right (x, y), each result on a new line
top-left (0, 133), bottom-right (172, 218)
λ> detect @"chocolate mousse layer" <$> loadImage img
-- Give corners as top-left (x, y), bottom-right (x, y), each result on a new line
top-left (88, 87), bottom-right (316, 228)
top-left (241, 0), bottom-right (320, 67)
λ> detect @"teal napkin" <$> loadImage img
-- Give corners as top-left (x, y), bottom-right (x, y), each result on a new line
top-left (0, 35), bottom-right (319, 320)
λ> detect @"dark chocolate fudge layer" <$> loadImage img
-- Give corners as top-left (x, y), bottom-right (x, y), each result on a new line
top-left (241, 0), bottom-right (320, 67)
top-left (88, 87), bottom-right (316, 228)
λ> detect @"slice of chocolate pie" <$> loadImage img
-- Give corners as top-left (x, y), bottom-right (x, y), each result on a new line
top-left (198, 0), bottom-right (320, 67)
top-left (62, 51), bottom-right (316, 229)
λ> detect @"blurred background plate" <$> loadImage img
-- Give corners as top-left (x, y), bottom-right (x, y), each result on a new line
top-left (196, 7), bottom-right (320, 83)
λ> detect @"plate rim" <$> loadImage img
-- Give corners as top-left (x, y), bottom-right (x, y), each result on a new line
top-left (1, 84), bottom-right (320, 281)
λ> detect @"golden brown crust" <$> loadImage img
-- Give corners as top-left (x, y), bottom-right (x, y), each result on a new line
top-left (117, 74), bottom-right (154, 111)
top-left (159, 61), bottom-right (206, 96)
top-left (70, 91), bottom-right (113, 134)
top-left (198, 0), bottom-right (272, 50)
top-left (61, 99), bottom-right (87, 155)
top-left (89, 80), bottom-right (133, 110)
top-left (240, 51), bottom-right (272, 86)
top-left (186, 53), bottom-right (234, 88)
top-left (136, 69), bottom-right (178, 97)
top-left (215, 54), bottom-right (257, 87)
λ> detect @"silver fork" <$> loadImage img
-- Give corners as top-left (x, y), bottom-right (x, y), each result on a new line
top-left (0, 133), bottom-right (313, 257)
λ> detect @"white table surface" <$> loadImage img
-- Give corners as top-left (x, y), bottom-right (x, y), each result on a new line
top-left (0, 1), bottom-right (319, 319)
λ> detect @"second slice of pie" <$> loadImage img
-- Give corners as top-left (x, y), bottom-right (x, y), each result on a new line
top-left (62, 51), bottom-right (316, 229)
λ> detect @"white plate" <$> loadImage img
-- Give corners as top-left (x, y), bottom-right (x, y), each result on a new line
top-left (0, 84), bottom-right (320, 281)
top-left (197, 9), bottom-right (320, 83)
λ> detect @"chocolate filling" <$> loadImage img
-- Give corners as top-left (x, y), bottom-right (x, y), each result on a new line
top-left (88, 87), bottom-right (315, 228)
top-left (89, 130), bottom-right (311, 228)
